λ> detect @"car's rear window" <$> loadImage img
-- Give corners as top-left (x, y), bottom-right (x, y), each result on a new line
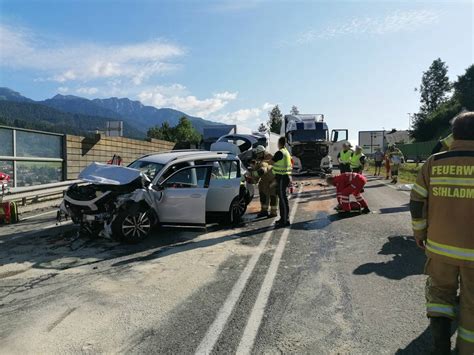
top-left (128, 160), bottom-right (164, 180)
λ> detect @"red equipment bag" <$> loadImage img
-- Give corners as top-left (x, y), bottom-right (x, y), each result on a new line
top-left (0, 202), bottom-right (19, 224)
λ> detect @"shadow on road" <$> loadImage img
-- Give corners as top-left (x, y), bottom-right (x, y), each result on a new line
top-left (396, 322), bottom-right (458, 354)
top-left (395, 325), bottom-right (431, 355)
top-left (378, 204), bottom-right (410, 214)
top-left (0, 222), bottom-right (274, 272)
top-left (289, 211), bottom-right (333, 230)
top-left (353, 235), bottom-right (426, 280)
top-left (111, 224), bottom-right (275, 267)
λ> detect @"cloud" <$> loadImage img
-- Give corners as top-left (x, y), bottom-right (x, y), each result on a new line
top-left (76, 87), bottom-right (99, 95)
top-left (218, 108), bottom-right (263, 124)
top-left (138, 85), bottom-right (238, 116)
top-left (57, 86), bottom-right (69, 94)
top-left (290, 9), bottom-right (439, 45)
top-left (215, 103), bottom-right (274, 127)
top-left (214, 91), bottom-right (238, 100)
top-left (262, 102), bottom-right (275, 111)
top-left (138, 85), bottom-right (270, 127)
top-left (0, 24), bottom-right (184, 85)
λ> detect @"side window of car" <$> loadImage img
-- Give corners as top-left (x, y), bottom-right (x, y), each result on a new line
top-left (229, 160), bottom-right (240, 179)
top-left (163, 167), bottom-right (210, 189)
top-left (219, 161), bottom-right (231, 178)
top-left (210, 161), bottom-right (238, 180)
top-left (159, 162), bottom-right (190, 183)
top-left (210, 161), bottom-right (227, 180)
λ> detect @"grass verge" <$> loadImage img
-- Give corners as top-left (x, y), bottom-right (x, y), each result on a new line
top-left (365, 161), bottom-right (422, 184)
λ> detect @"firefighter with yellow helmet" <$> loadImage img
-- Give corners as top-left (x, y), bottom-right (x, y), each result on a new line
top-left (410, 112), bottom-right (474, 355)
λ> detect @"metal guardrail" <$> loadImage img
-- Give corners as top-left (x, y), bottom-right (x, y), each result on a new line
top-left (1, 180), bottom-right (82, 205)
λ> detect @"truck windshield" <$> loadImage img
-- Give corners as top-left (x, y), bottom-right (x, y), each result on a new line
top-left (290, 129), bottom-right (327, 142)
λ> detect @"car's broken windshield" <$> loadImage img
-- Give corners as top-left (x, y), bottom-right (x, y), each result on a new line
top-left (128, 160), bottom-right (164, 180)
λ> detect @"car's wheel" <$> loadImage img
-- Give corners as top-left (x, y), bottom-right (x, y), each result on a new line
top-left (112, 206), bottom-right (153, 244)
top-left (240, 186), bottom-right (250, 214)
top-left (225, 195), bottom-right (246, 226)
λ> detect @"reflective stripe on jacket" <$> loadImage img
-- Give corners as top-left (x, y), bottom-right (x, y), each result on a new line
top-left (333, 172), bottom-right (367, 192)
top-left (410, 140), bottom-right (474, 267)
top-left (272, 148), bottom-right (292, 175)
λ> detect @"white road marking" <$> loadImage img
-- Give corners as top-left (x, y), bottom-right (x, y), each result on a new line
top-left (195, 227), bottom-right (274, 354)
top-left (236, 190), bottom-right (301, 355)
top-left (195, 188), bottom-right (302, 355)
top-left (20, 210), bottom-right (58, 221)
top-left (377, 178), bottom-right (411, 196)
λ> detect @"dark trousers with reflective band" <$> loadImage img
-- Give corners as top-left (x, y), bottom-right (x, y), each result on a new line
top-left (276, 174), bottom-right (290, 223)
top-left (425, 258), bottom-right (474, 354)
top-left (339, 163), bottom-right (351, 173)
top-left (259, 190), bottom-right (278, 214)
top-left (391, 164), bottom-right (400, 177)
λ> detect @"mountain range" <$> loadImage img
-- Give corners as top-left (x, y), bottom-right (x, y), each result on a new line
top-left (0, 87), bottom-right (220, 138)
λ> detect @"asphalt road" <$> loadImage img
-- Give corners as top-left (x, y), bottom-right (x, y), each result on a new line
top-left (0, 175), bottom-right (430, 354)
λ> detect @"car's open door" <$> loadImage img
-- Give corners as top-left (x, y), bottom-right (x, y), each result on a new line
top-left (154, 166), bottom-right (211, 226)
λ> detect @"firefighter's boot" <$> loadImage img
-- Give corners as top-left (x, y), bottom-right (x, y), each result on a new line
top-left (269, 210), bottom-right (278, 218)
top-left (430, 317), bottom-right (451, 355)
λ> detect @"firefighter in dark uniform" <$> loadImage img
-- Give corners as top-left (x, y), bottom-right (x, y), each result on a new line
top-left (410, 112), bottom-right (474, 355)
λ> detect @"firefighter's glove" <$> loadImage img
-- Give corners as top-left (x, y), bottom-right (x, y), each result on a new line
top-left (415, 235), bottom-right (427, 250)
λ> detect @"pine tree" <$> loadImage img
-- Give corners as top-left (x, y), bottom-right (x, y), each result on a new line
top-left (290, 105), bottom-right (299, 115)
top-left (267, 105), bottom-right (283, 134)
top-left (257, 123), bottom-right (267, 133)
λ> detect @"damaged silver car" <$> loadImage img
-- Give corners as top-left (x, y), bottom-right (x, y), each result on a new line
top-left (60, 150), bottom-right (253, 243)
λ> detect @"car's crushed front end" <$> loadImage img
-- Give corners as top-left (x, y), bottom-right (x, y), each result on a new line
top-left (59, 163), bottom-right (156, 242)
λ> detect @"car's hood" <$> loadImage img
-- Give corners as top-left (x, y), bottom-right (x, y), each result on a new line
top-left (79, 162), bottom-right (148, 185)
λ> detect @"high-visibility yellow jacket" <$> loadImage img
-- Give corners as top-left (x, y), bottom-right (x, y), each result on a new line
top-left (272, 148), bottom-right (292, 175)
top-left (410, 140), bottom-right (474, 267)
top-left (339, 149), bottom-right (353, 164)
top-left (350, 152), bottom-right (365, 169)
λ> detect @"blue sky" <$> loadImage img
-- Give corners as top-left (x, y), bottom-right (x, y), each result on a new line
top-left (0, 0), bottom-right (472, 140)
